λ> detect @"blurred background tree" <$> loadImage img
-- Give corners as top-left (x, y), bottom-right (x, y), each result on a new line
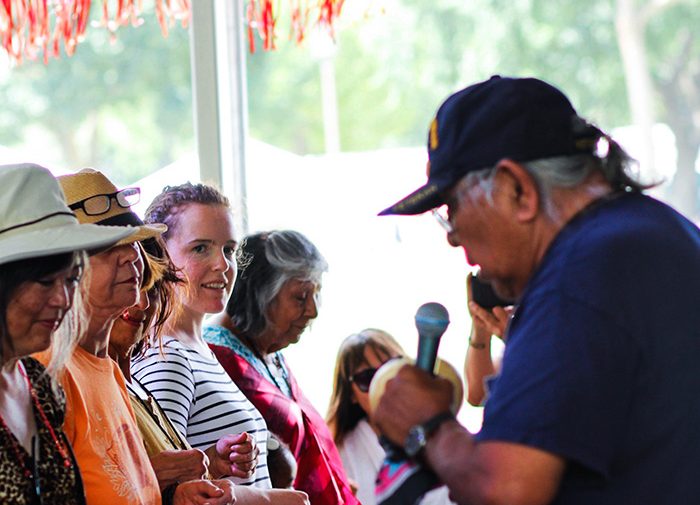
top-left (0, 9), bottom-right (192, 185)
top-left (0, 0), bottom-right (698, 217)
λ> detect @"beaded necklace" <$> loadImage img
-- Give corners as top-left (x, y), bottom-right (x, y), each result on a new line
top-left (0, 362), bottom-right (72, 481)
top-left (240, 334), bottom-right (291, 395)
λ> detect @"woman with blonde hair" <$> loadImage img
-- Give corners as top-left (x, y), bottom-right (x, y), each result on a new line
top-left (327, 329), bottom-right (404, 453)
top-left (327, 329), bottom-right (454, 505)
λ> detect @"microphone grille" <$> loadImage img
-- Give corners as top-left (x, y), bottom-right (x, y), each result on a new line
top-left (415, 302), bottom-right (450, 339)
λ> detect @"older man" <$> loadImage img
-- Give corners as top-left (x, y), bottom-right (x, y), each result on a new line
top-left (375, 76), bottom-right (700, 505)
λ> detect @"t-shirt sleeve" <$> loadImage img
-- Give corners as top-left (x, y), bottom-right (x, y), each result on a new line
top-left (476, 291), bottom-right (639, 479)
top-left (132, 345), bottom-right (196, 438)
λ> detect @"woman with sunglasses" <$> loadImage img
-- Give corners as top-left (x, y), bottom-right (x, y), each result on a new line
top-left (327, 329), bottom-right (454, 505)
top-left (203, 230), bottom-right (358, 505)
top-left (0, 164), bottom-right (131, 504)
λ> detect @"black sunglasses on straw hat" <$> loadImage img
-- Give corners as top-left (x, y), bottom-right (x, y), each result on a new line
top-left (58, 168), bottom-right (166, 245)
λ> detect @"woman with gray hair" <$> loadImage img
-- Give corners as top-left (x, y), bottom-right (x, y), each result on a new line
top-left (204, 230), bottom-right (359, 505)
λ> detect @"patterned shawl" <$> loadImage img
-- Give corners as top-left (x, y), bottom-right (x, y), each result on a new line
top-left (209, 342), bottom-right (360, 505)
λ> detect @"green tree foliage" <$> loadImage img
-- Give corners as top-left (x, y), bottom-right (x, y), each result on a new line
top-left (247, 0), bottom-right (698, 214)
top-left (0, 7), bottom-right (192, 185)
top-left (247, 0), bottom-right (631, 153)
top-left (1, 0), bottom-right (698, 215)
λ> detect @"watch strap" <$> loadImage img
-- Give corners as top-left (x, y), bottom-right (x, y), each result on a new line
top-left (404, 411), bottom-right (455, 458)
top-left (421, 411), bottom-right (455, 438)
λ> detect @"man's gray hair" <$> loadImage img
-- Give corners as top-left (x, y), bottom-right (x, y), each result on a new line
top-left (456, 137), bottom-right (648, 222)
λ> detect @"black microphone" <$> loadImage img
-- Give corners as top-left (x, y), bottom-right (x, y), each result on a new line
top-left (414, 302), bottom-right (450, 374)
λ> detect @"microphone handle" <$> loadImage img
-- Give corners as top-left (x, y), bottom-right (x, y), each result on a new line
top-left (415, 336), bottom-right (439, 374)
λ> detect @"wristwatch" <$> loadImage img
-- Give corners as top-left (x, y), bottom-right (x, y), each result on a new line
top-left (404, 411), bottom-right (454, 458)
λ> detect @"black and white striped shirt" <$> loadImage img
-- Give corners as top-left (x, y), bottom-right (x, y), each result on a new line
top-left (132, 337), bottom-right (272, 488)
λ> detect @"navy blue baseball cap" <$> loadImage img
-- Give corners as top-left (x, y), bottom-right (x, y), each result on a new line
top-left (379, 76), bottom-right (602, 216)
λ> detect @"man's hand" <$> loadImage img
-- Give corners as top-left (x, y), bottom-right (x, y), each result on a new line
top-left (207, 432), bottom-right (259, 479)
top-left (373, 363), bottom-right (454, 447)
top-left (173, 479), bottom-right (236, 505)
top-left (150, 449), bottom-right (209, 489)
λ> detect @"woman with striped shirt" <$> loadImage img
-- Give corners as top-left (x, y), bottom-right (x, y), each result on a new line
top-left (132, 183), bottom-right (308, 504)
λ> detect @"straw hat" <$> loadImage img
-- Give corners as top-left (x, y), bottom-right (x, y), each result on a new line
top-left (0, 163), bottom-right (134, 266)
top-left (58, 168), bottom-right (166, 245)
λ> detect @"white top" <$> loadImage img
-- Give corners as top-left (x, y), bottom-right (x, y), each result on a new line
top-left (131, 336), bottom-right (272, 488)
top-left (339, 419), bottom-right (456, 505)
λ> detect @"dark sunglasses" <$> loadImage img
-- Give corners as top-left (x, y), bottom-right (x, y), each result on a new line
top-left (69, 187), bottom-right (140, 216)
top-left (350, 368), bottom-right (377, 393)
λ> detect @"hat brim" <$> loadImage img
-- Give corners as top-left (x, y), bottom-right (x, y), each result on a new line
top-left (115, 223), bottom-right (167, 246)
top-left (0, 223), bottom-right (134, 266)
top-left (379, 180), bottom-right (445, 216)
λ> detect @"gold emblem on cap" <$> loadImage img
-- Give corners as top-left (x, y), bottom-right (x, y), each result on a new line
top-left (429, 118), bottom-right (439, 151)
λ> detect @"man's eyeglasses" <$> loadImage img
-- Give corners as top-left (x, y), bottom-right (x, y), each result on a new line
top-left (349, 367), bottom-right (378, 393)
top-left (69, 187), bottom-right (140, 216)
top-left (431, 167), bottom-right (497, 235)
top-left (432, 207), bottom-right (454, 234)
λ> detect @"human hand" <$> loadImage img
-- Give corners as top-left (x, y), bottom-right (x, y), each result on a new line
top-left (373, 363), bottom-right (453, 447)
top-left (172, 479), bottom-right (236, 505)
top-left (466, 272), bottom-right (512, 340)
top-left (263, 489), bottom-right (310, 505)
top-left (208, 432), bottom-right (259, 479)
top-left (467, 301), bottom-right (513, 340)
top-left (234, 487), bottom-right (309, 505)
top-left (150, 449), bottom-right (209, 489)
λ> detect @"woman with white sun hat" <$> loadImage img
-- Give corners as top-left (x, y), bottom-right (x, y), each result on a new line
top-left (0, 163), bottom-right (132, 504)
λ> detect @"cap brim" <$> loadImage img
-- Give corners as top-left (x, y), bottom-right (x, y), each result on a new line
top-left (115, 223), bottom-right (167, 246)
top-left (378, 181), bottom-right (445, 216)
top-left (0, 223), bottom-right (134, 266)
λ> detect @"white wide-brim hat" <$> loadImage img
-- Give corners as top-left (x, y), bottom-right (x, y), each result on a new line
top-left (0, 163), bottom-right (134, 266)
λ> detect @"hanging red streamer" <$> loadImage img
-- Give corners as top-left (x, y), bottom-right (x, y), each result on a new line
top-left (247, 0), bottom-right (344, 53)
top-left (0, 0), bottom-right (190, 64)
top-left (0, 0), bottom-right (344, 64)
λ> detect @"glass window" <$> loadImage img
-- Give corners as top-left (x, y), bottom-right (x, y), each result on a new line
top-left (0, 7), bottom-right (193, 187)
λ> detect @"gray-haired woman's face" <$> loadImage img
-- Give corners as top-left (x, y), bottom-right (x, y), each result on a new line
top-left (263, 279), bottom-right (319, 353)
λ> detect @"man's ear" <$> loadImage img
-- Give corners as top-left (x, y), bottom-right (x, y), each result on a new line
top-left (495, 159), bottom-right (540, 222)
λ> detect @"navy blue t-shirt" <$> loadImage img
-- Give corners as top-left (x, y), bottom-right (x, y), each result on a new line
top-left (476, 192), bottom-right (700, 504)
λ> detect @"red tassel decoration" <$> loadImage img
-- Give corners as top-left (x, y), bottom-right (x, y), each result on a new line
top-left (247, 0), bottom-right (344, 53)
top-left (317, 0), bottom-right (343, 40)
top-left (0, 0), bottom-right (343, 64)
top-left (154, 0), bottom-right (189, 38)
top-left (0, 0), bottom-right (190, 65)
top-left (247, 0), bottom-right (276, 52)
top-left (289, 0), bottom-right (309, 45)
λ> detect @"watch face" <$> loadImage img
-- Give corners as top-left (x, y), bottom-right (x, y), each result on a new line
top-left (404, 425), bottom-right (427, 458)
